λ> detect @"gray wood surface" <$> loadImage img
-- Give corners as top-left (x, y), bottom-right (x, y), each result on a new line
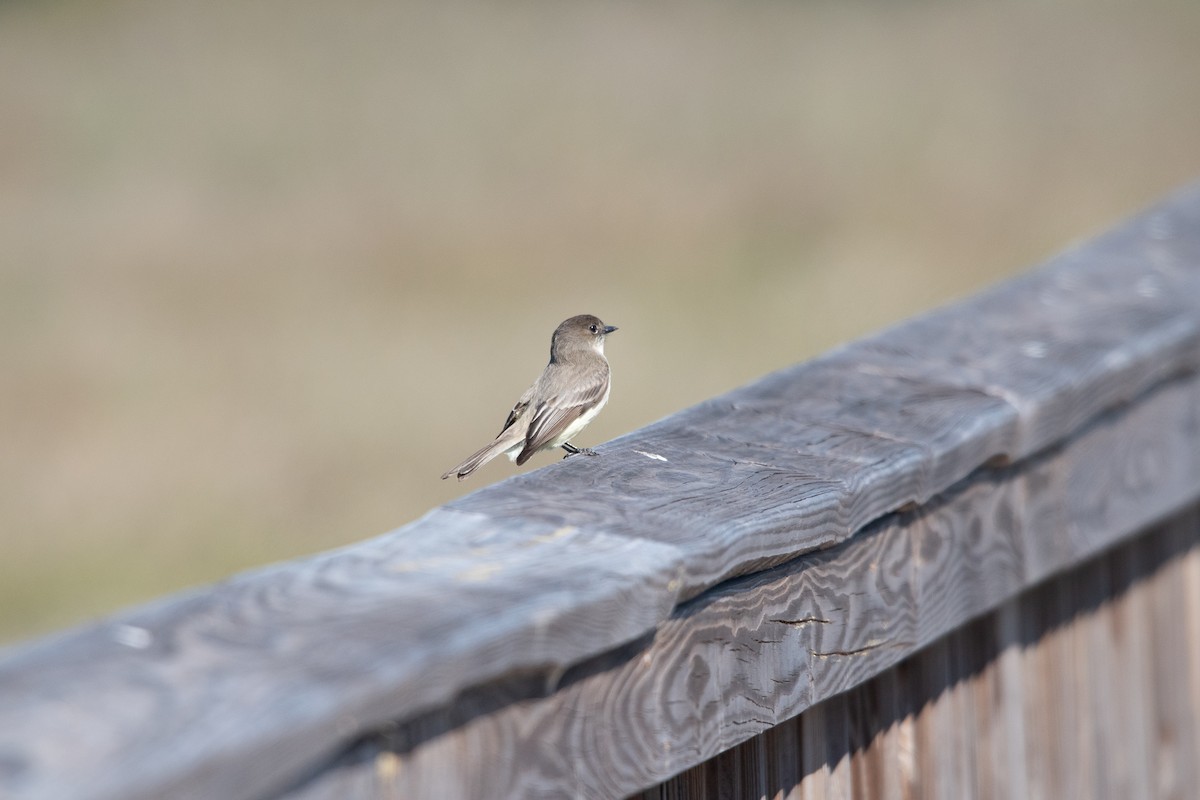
top-left (286, 374), bottom-right (1200, 799)
top-left (0, 512), bottom-right (686, 800)
top-left (2, 182), bottom-right (1200, 800)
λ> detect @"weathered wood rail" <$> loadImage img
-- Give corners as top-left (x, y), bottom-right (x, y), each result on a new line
top-left (3, 183), bottom-right (1200, 800)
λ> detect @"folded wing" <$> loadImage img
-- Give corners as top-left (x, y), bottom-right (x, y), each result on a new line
top-left (515, 371), bottom-right (609, 465)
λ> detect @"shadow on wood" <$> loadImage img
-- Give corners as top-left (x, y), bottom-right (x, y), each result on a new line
top-left (636, 505), bottom-right (1200, 799)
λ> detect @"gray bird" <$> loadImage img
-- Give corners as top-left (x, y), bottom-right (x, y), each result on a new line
top-left (441, 314), bottom-right (617, 481)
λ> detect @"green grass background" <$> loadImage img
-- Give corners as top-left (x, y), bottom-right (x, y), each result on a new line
top-left (3, 0), bottom-right (1200, 644)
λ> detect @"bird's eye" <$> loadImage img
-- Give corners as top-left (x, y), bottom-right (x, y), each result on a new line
top-left (589, 324), bottom-right (598, 333)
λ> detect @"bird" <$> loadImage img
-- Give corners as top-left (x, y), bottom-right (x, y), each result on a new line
top-left (441, 314), bottom-right (617, 481)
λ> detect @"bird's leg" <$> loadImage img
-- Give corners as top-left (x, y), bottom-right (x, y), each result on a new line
top-left (561, 442), bottom-right (599, 459)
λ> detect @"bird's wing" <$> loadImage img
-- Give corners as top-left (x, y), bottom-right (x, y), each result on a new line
top-left (515, 369), bottom-right (609, 465)
top-left (499, 384), bottom-right (536, 436)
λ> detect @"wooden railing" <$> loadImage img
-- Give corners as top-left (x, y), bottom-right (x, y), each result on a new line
top-left (3, 184), bottom-right (1200, 800)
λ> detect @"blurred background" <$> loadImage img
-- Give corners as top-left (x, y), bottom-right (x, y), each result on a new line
top-left (2, 0), bottom-right (1199, 645)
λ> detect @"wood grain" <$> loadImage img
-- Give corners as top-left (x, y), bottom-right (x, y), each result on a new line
top-left (639, 506), bottom-right (1200, 800)
top-left (2, 183), bottom-right (1200, 799)
top-left (286, 373), bottom-right (1200, 799)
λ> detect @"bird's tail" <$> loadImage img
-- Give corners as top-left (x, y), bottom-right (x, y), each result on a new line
top-left (440, 433), bottom-right (521, 481)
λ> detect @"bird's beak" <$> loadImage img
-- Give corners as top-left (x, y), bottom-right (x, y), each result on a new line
top-left (603, 325), bottom-right (618, 334)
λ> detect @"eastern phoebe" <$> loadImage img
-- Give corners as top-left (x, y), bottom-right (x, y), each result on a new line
top-left (441, 314), bottom-right (618, 481)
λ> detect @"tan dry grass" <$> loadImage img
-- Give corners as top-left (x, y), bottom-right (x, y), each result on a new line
top-left (2, 0), bottom-right (1200, 642)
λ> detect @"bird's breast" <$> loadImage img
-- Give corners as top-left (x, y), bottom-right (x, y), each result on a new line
top-left (550, 381), bottom-right (610, 447)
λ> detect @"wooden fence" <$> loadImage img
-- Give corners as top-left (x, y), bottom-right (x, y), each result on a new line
top-left (3, 183), bottom-right (1200, 799)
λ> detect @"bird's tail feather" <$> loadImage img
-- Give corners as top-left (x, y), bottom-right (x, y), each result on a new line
top-left (440, 434), bottom-right (520, 481)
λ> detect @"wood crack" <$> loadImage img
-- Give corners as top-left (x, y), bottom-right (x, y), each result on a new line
top-left (768, 616), bottom-right (831, 627)
top-left (808, 640), bottom-right (912, 659)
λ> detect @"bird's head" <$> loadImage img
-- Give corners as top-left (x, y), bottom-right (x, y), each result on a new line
top-left (551, 314), bottom-right (617, 360)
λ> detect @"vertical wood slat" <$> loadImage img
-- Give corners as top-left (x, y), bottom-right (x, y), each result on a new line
top-left (639, 505), bottom-right (1200, 800)
top-left (1145, 515), bottom-right (1200, 799)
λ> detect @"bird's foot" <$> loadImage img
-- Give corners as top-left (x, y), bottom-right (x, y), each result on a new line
top-left (561, 443), bottom-right (599, 459)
